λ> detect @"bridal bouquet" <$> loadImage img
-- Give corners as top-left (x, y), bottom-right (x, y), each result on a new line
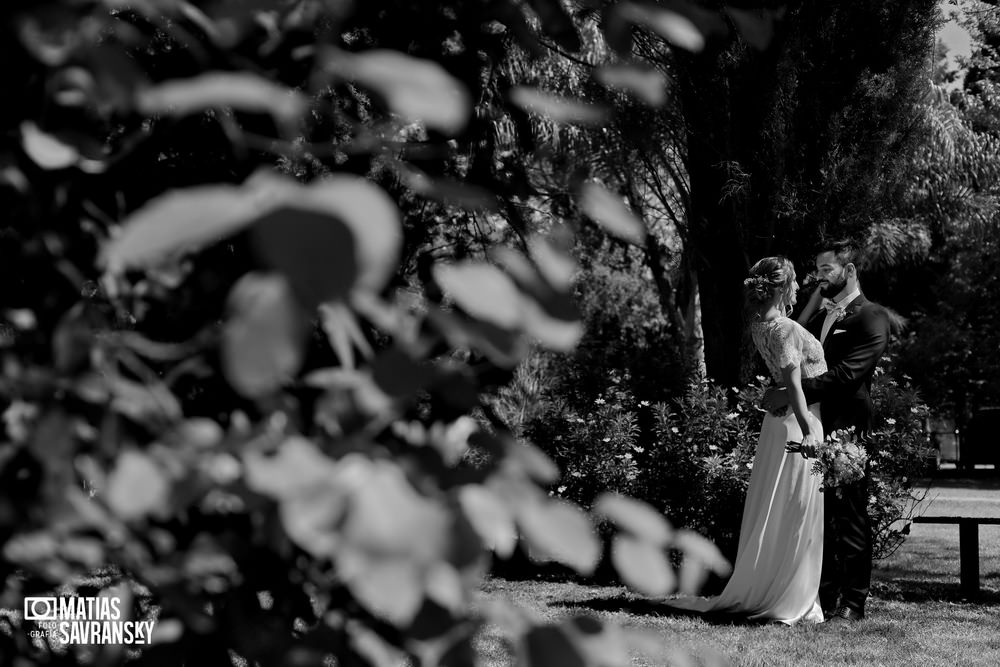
top-left (811, 428), bottom-right (868, 494)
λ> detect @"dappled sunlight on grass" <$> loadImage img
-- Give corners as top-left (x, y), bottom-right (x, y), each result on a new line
top-left (477, 478), bottom-right (1000, 666)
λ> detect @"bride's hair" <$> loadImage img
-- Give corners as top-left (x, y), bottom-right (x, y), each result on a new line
top-left (744, 256), bottom-right (796, 313)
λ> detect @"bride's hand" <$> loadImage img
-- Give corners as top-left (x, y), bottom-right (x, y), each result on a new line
top-left (799, 433), bottom-right (822, 459)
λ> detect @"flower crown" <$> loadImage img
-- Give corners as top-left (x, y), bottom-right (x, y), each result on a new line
top-left (742, 275), bottom-right (771, 290)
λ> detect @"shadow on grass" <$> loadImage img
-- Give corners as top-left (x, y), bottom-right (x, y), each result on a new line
top-left (547, 577), bottom-right (1000, 625)
top-left (872, 578), bottom-right (1000, 605)
top-left (551, 596), bottom-right (790, 626)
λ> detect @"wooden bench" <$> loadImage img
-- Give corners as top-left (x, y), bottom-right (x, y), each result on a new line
top-left (912, 516), bottom-right (1000, 595)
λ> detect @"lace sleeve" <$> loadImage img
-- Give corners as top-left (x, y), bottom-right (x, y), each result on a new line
top-left (764, 319), bottom-right (803, 373)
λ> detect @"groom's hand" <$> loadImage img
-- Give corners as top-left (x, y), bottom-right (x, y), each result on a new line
top-left (761, 387), bottom-right (789, 414)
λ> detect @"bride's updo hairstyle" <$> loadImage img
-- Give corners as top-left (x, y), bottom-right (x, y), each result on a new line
top-left (744, 256), bottom-right (796, 313)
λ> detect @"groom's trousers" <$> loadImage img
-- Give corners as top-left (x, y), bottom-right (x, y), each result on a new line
top-left (819, 476), bottom-right (873, 613)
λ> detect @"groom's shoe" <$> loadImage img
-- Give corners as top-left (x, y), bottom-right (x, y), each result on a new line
top-left (825, 606), bottom-right (864, 624)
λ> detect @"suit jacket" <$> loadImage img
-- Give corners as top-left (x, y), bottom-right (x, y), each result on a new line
top-left (802, 293), bottom-right (890, 435)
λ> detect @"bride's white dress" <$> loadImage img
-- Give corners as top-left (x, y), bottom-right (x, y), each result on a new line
top-left (671, 316), bottom-right (827, 625)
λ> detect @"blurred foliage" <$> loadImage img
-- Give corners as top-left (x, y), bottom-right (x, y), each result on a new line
top-left (0, 0), bottom-right (740, 664)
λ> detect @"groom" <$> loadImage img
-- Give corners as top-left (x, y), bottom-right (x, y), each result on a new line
top-left (762, 239), bottom-right (891, 623)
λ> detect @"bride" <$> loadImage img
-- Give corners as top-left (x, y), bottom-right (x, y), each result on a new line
top-left (670, 256), bottom-right (827, 624)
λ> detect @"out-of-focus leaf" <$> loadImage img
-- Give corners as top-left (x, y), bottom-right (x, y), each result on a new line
top-left (434, 262), bottom-right (523, 329)
top-left (250, 207), bottom-right (357, 308)
top-left (109, 376), bottom-right (183, 424)
top-left (427, 307), bottom-right (528, 368)
top-left (17, 9), bottom-right (83, 66)
top-left (518, 499), bottom-right (600, 575)
top-left (341, 459), bottom-right (451, 563)
top-left (328, 49), bottom-right (471, 134)
top-left (593, 493), bottom-right (673, 546)
top-left (522, 625), bottom-right (586, 667)
top-left (611, 534), bottom-right (675, 596)
top-left (99, 182), bottom-right (251, 273)
top-left (565, 615), bottom-right (629, 667)
top-left (509, 87), bottom-right (609, 124)
top-left (595, 64), bottom-right (669, 106)
top-left (136, 72), bottom-right (307, 124)
top-left (673, 529), bottom-right (732, 594)
top-left (339, 551), bottom-right (425, 626)
top-left (526, 0), bottom-right (581, 52)
top-left (529, 235), bottom-right (576, 291)
top-left (424, 562), bottom-right (466, 614)
top-left (243, 436), bottom-right (340, 501)
top-left (458, 484), bottom-right (517, 558)
top-left (506, 440), bottom-right (560, 484)
top-left (222, 272), bottom-right (307, 398)
top-left (170, 419), bottom-right (224, 449)
top-left (319, 301), bottom-right (373, 371)
top-left (301, 175), bottom-right (403, 293)
top-left (673, 529), bottom-right (731, 574)
top-left (347, 616), bottom-right (411, 666)
top-left (61, 537), bottom-right (106, 569)
top-left (519, 298), bottom-right (583, 352)
top-left (618, 3), bottom-right (705, 52)
top-left (21, 122), bottom-right (79, 170)
top-left (578, 181), bottom-right (647, 246)
top-left (280, 484), bottom-right (348, 557)
top-left (482, 246), bottom-right (582, 351)
top-left (102, 172), bottom-right (400, 286)
top-left (106, 450), bottom-right (171, 521)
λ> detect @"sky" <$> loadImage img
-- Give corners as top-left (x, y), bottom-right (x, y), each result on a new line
top-left (938, 2), bottom-right (977, 87)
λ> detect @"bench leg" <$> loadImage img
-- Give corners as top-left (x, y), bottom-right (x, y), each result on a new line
top-left (959, 520), bottom-right (979, 597)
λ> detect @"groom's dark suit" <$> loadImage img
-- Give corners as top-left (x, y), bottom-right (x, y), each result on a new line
top-left (802, 293), bottom-right (890, 616)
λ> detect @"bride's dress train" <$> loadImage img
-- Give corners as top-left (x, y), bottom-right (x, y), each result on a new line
top-left (670, 317), bottom-right (826, 625)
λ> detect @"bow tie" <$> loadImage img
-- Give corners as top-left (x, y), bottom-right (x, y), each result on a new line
top-left (822, 299), bottom-right (846, 314)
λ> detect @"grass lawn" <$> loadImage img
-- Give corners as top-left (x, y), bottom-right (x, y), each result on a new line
top-left (475, 476), bottom-right (1000, 666)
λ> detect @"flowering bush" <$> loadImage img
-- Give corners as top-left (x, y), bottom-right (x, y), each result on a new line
top-left (638, 380), bottom-right (765, 562)
top-left (865, 354), bottom-right (935, 559)
top-left (517, 346), bottom-right (932, 565)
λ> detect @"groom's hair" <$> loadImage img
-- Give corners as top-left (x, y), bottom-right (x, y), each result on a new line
top-left (816, 238), bottom-right (862, 271)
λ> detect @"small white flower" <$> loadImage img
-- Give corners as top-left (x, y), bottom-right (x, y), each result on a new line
top-left (670, 427), bottom-right (680, 434)
top-left (726, 412), bottom-right (738, 420)
top-left (632, 446), bottom-right (645, 453)
top-left (885, 418), bottom-right (897, 425)
top-left (557, 485), bottom-right (567, 493)
top-left (595, 398), bottom-right (606, 405)
top-left (745, 462), bottom-right (754, 469)
top-left (602, 437), bottom-right (611, 443)
top-left (640, 400), bottom-right (650, 407)
top-left (708, 444), bottom-right (719, 451)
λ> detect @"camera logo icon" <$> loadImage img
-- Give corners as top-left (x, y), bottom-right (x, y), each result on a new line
top-left (24, 597), bottom-right (58, 621)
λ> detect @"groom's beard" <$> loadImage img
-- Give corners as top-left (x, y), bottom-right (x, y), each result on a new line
top-left (819, 276), bottom-right (847, 299)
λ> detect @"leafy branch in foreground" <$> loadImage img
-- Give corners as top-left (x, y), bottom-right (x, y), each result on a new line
top-left (0, 0), bottom-right (738, 664)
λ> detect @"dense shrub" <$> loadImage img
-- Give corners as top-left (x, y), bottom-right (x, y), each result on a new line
top-left (864, 353), bottom-right (935, 559)
top-left (522, 348), bottom-right (932, 564)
